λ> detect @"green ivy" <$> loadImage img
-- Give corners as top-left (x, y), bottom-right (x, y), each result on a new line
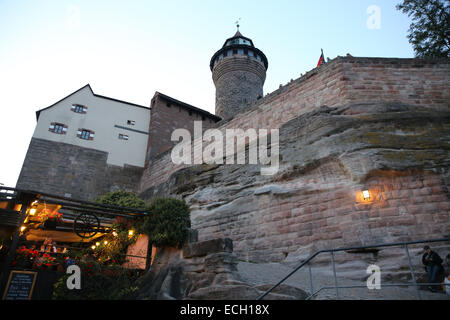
top-left (95, 190), bottom-right (147, 209)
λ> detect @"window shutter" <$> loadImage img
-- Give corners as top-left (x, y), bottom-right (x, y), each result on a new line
top-left (89, 130), bottom-right (95, 140)
top-left (49, 122), bottom-right (55, 132)
top-left (77, 129), bottom-right (82, 138)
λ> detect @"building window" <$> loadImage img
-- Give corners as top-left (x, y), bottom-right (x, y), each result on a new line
top-left (49, 122), bottom-right (67, 134)
top-left (127, 120), bottom-right (135, 125)
top-left (119, 134), bottom-right (129, 140)
top-left (71, 104), bottom-right (87, 114)
top-left (77, 128), bottom-right (95, 140)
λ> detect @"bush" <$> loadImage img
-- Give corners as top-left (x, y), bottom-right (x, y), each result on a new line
top-left (94, 191), bottom-right (145, 264)
top-left (141, 198), bottom-right (191, 247)
top-left (53, 262), bottom-right (139, 300)
top-left (95, 190), bottom-right (146, 209)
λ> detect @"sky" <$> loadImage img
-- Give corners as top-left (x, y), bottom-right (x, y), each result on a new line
top-left (0, 0), bottom-right (415, 187)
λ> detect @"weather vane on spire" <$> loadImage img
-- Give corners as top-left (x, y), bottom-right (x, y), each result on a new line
top-left (235, 18), bottom-right (241, 31)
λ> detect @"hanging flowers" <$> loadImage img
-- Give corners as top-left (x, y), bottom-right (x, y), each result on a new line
top-left (34, 253), bottom-right (57, 269)
top-left (38, 208), bottom-right (63, 223)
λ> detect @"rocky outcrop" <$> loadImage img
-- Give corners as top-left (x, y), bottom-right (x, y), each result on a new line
top-left (135, 238), bottom-right (308, 300)
top-left (140, 103), bottom-right (450, 264)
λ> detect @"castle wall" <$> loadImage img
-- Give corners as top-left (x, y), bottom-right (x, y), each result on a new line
top-left (139, 56), bottom-right (348, 192)
top-left (140, 102), bottom-right (450, 263)
top-left (17, 138), bottom-right (143, 201)
top-left (140, 57), bottom-right (450, 193)
top-left (139, 57), bottom-right (450, 263)
top-left (144, 93), bottom-right (219, 165)
top-left (340, 57), bottom-right (449, 108)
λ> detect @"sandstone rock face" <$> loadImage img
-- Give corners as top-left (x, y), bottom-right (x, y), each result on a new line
top-left (140, 103), bottom-right (450, 264)
top-left (135, 238), bottom-right (308, 300)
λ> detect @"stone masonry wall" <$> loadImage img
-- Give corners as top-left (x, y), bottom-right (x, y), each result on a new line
top-left (139, 57), bottom-right (450, 193)
top-left (16, 138), bottom-right (143, 201)
top-left (144, 93), bottom-right (218, 165)
top-left (340, 57), bottom-right (449, 108)
top-left (213, 56), bottom-right (266, 120)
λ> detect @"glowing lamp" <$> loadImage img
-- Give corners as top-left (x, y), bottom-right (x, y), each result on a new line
top-left (29, 208), bottom-right (37, 216)
top-left (128, 230), bottom-right (134, 237)
top-left (104, 241), bottom-right (108, 245)
top-left (95, 242), bottom-right (100, 246)
top-left (362, 190), bottom-right (371, 200)
top-left (20, 226), bottom-right (26, 232)
top-left (91, 245), bottom-right (96, 250)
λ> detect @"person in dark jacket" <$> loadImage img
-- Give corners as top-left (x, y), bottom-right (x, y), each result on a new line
top-left (422, 245), bottom-right (443, 292)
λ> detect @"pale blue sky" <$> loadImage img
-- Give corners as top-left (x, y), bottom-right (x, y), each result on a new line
top-left (0, 0), bottom-right (414, 187)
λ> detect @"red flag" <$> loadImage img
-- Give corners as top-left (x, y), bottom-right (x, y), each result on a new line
top-left (317, 49), bottom-right (325, 67)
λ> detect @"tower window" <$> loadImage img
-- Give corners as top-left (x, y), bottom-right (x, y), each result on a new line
top-left (248, 50), bottom-right (254, 57)
top-left (119, 134), bottom-right (129, 140)
top-left (77, 128), bottom-right (95, 140)
top-left (49, 122), bottom-right (67, 134)
top-left (71, 104), bottom-right (87, 114)
top-left (233, 49), bottom-right (237, 54)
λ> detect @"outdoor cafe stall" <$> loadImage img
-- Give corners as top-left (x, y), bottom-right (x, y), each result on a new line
top-left (0, 187), bottom-right (149, 300)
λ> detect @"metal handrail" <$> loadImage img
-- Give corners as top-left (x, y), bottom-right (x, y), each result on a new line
top-left (306, 282), bottom-right (448, 300)
top-left (256, 237), bottom-right (450, 300)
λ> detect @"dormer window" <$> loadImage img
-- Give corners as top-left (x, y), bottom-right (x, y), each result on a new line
top-left (49, 122), bottom-right (67, 134)
top-left (71, 104), bottom-right (87, 114)
top-left (127, 120), bottom-right (135, 125)
top-left (77, 128), bottom-right (94, 140)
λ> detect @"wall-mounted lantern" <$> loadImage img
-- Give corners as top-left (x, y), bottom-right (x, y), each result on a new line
top-left (362, 190), bottom-right (371, 201)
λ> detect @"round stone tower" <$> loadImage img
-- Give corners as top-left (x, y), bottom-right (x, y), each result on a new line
top-left (210, 30), bottom-right (268, 120)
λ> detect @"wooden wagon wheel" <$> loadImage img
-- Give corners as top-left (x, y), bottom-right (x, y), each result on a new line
top-left (73, 212), bottom-right (100, 239)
